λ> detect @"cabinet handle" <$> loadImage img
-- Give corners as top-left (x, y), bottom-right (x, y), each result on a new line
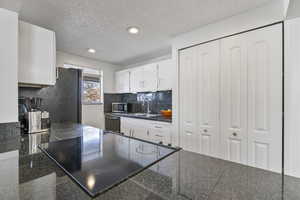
top-left (232, 132), bottom-right (237, 137)
top-left (155, 135), bottom-right (163, 137)
top-left (155, 126), bottom-right (163, 129)
top-left (203, 129), bottom-right (208, 133)
top-left (147, 130), bottom-right (149, 136)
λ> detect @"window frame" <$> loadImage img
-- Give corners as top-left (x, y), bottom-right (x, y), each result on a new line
top-left (82, 72), bottom-right (103, 105)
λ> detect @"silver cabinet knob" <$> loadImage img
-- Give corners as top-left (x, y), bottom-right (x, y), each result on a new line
top-left (232, 132), bottom-right (237, 137)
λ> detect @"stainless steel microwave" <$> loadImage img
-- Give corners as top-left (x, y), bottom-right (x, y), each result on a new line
top-left (112, 103), bottom-right (128, 113)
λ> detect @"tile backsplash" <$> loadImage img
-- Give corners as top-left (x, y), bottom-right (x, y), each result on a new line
top-left (0, 122), bottom-right (20, 143)
top-left (104, 90), bottom-right (172, 114)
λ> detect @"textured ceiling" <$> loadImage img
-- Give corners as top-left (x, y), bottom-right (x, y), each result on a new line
top-left (0, 0), bottom-right (273, 66)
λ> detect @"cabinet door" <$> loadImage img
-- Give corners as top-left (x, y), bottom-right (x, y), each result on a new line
top-left (179, 47), bottom-right (198, 152)
top-left (123, 71), bottom-right (130, 93)
top-left (196, 41), bottom-right (220, 158)
top-left (246, 24), bottom-right (282, 173)
top-left (220, 34), bottom-right (248, 165)
top-left (131, 124), bottom-right (148, 140)
top-left (120, 118), bottom-right (132, 136)
top-left (115, 71), bottom-right (122, 93)
top-left (130, 68), bottom-right (144, 93)
top-left (149, 123), bottom-right (171, 145)
top-left (19, 21), bottom-right (56, 85)
top-left (115, 71), bottom-right (130, 93)
top-left (157, 59), bottom-right (173, 91)
top-left (143, 64), bottom-right (158, 92)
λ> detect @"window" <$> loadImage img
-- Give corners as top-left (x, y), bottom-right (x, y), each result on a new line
top-left (82, 74), bottom-right (103, 105)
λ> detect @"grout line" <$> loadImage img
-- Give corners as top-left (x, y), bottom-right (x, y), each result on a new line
top-left (205, 166), bottom-right (227, 200)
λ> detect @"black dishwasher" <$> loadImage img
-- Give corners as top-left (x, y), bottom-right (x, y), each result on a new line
top-left (105, 114), bottom-right (120, 133)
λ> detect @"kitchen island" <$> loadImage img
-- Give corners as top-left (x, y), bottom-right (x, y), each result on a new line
top-left (0, 123), bottom-right (299, 200)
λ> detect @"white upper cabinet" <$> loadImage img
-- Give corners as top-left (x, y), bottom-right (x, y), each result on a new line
top-left (130, 67), bottom-right (144, 93)
top-left (115, 70), bottom-right (130, 93)
top-left (116, 59), bottom-right (173, 93)
top-left (130, 63), bottom-right (157, 93)
top-left (143, 63), bottom-right (158, 92)
top-left (18, 21), bottom-right (56, 86)
top-left (0, 8), bottom-right (18, 123)
top-left (157, 59), bottom-right (173, 91)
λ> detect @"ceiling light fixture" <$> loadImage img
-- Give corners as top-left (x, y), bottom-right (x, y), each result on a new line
top-left (127, 26), bottom-right (140, 34)
top-left (88, 48), bottom-right (96, 53)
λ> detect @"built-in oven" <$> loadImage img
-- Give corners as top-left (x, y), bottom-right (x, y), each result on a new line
top-left (112, 103), bottom-right (128, 113)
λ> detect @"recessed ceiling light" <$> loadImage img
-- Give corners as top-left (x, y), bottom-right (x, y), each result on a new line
top-left (127, 26), bottom-right (140, 34)
top-left (88, 48), bottom-right (96, 53)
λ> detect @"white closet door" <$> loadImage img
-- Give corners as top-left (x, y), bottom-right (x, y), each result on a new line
top-left (246, 24), bottom-right (282, 173)
top-left (196, 41), bottom-right (220, 158)
top-left (220, 35), bottom-right (248, 165)
top-left (179, 47), bottom-right (198, 152)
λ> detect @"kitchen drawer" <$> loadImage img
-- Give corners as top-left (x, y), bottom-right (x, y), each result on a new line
top-left (149, 122), bottom-right (172, 145)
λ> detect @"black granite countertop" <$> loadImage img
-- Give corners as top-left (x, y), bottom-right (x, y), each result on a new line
top-left (0, 123), bottom-right (300, 200)
top-left (106, 113), bottom-right (172, 123)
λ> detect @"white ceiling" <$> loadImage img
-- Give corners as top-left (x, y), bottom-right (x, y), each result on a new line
top-left (0, 0), bottom-right (274, 66)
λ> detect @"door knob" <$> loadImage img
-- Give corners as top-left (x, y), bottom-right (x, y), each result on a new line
top-left (232, 132), bottom-right (237, 137)
top-left (203, 129), bottom-right (207, 133)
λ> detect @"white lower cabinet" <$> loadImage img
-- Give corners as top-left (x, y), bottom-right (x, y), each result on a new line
top-left (148, 122), bottom-right (172, 145)
top-left (120, 117), bottom-right (172, 145)
top-left (179, 24), bottom-right (282, 173)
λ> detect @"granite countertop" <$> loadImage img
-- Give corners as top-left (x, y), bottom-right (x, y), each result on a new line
top-left (0, 123), bottom-right (300, 200)
top-left (106, 112), bottom-right (172, 123)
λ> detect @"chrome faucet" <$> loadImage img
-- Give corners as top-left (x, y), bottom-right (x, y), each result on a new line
top-left (147, 101), bottom-right (151, 114)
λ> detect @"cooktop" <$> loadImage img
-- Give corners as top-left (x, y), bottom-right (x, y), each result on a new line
top-left (39, 128), bottom-right (179, 197)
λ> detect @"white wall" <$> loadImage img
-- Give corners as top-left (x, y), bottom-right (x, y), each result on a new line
top-left (56, 51), bottom-right (122, 129)
top-left (171, 0), bottom-right (286, 146)
top-left (0, 8), bottom-right (18, 123)
top-left (56, 51), bottom-right (122, 93)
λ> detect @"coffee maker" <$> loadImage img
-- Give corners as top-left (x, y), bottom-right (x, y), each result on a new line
top-left (19, 97), bottom-right (51, 133)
